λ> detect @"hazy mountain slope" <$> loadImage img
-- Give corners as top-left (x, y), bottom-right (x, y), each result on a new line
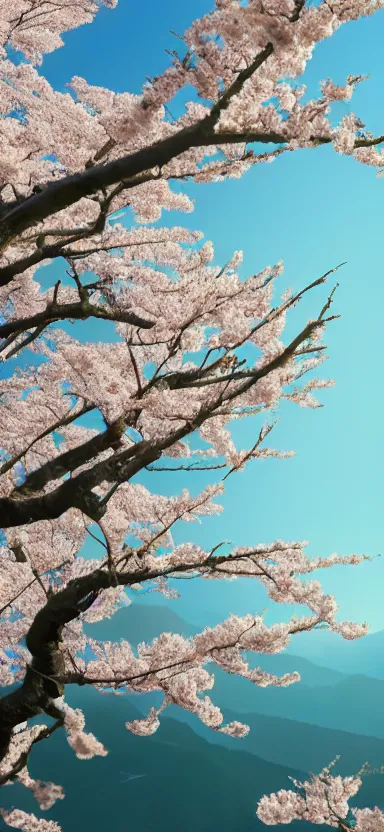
top-left (3, 604), bottom-right (382, 829)
top-left (167, 706), bottom-right (384, 774)
top-left (285, 628), bottom-right (384, 679)
top-left (87, 600), bottom-right (384, 680)
top-left (207, 667), bottom-right (384, 737)
top-left (245, 652), bottom-right (346, 687)
top-left (84, 601), bottom-right (198, 644)
top-left (0, 686), bottom-right (322, 832)
top-left (84, 604), bottom-right (384, 738)
top-left (84, 602), bottom-right (347, 686)
top-left (3, 685), bottom-right (381, 832)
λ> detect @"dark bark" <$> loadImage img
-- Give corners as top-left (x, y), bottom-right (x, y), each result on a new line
top-left (0, 44), bottom-right (275, 249)
top-left (0, 302), bottom-right (154, 339)
top-left (16, 417), bottom-right (128, 495)
top-left (0, 440), bottom-right (163, 527)
top-left (0, 569), bottom-right (111, 763)
top-left (0, 312), bottom-right (324, 528)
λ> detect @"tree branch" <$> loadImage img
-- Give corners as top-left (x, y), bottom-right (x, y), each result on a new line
top-left (16, 416), bottom-right (128, 495)
top-left (0, 568), bottom-right (112, 761)
top-left (0, 719), bottom-right (63, 787)
top-left (2, 122), bottom-right (382, 258)
top-left (0, 403), bottom-right (94, 477)
top-left (0, 531), bottom-right (315, 767)
top-left (0, 44), bottom-right (276, 248)
top-left (0, 299), bottom-right (154, 341)
top-left (0, 300), bottom-right (331, 528)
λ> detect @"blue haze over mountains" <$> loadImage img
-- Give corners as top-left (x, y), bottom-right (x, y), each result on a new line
top-left (2, 0), bottom-right (384, 827)
top-left (3, 602), bottom-right (384, 830)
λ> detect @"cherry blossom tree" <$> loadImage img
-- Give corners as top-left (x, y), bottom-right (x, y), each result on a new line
top-left (1, 0), bottom-right (384, 830)
top-left (257, 760), bottom-right (384, 831)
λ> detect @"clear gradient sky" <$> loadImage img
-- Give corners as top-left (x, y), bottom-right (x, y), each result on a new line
top-left (5, 2), bottom-right (384, 633)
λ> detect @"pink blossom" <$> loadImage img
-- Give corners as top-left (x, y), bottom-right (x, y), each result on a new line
top-left (0, 0), bottom-right (381, 828)
top-left (219, 721), bottom-right (250, 738)
top-left (0, 810), bottom-right (62, 832)
top-left (62, 704), bottom-right (108, 760)
top-left (126, 708), bottom-right (160, 736)
top-left (256, 765), bottom-right (384, 831)
top-left (16, 769), bottom-right (65, 811)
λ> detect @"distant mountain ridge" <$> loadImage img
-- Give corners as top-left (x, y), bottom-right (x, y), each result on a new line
top-left (85, 602), bottom-right (384, 738)
top-left (3, 683), bottom-right (382, 831)
top-left (167, 705), bottom-right (384, 774)
top-left (285, 627), bottom-right (384, 679)
top-left (3, 602), bottom-right (383, 830)
top-left (87, 601), bottom-right (384, 680)
top-left (0, 686), bottom-right (320, 832)
top-left (84, 601), bottom-right (198, 644)
top-left (206, 667), bottom-right (384, 737)
top-left (85, 602), bottom-right (348, 686)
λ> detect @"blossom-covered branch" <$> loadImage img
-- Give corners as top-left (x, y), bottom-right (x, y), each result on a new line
top-left (257, 760), bottom-right (384, 831)
top-left (0, 1), bottom-right (382, 830)
top-left (0, 530), bottom-right (369, 761)
top-left (0, 276), bottom-right (337, 527)
top-left (1, 0), bottom-right (384, 261)
top-left (0, 296), bottom-right (154, 346)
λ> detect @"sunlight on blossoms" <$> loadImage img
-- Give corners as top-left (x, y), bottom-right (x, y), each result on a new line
top-left (1, 0), bottom-right (383, 829)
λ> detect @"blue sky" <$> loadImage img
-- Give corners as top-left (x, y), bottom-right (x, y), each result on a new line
top-left (9, 2), bottom-right (384, 634)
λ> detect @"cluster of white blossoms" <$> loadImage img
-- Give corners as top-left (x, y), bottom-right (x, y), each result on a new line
top-left (1, 1), bottom-right (383, 830)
